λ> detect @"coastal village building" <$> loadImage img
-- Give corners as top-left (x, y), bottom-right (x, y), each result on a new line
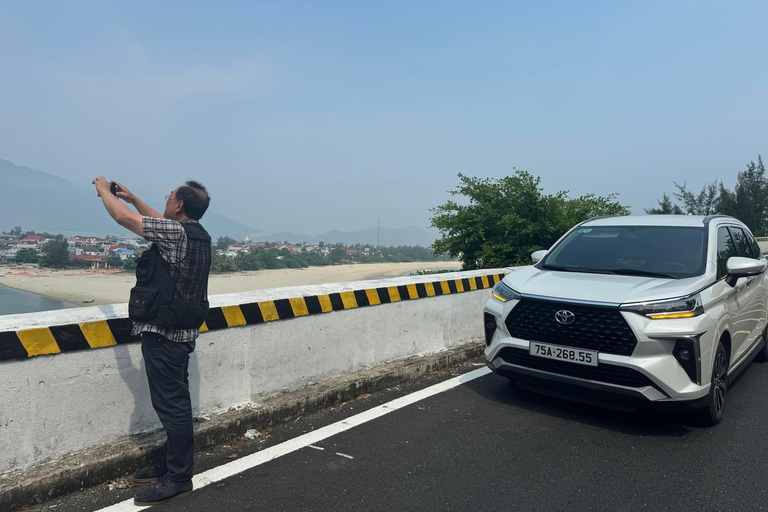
top-left (80, 244), bottom-right (104, 256)
top-left (225, 244), bottom-right (248, 258)
top-left (0, 232), bottom-right (148, 267)
top-left (71, 254), bottom-right (110, 269)
top-left (276, 243), bottom-right (303, 254)
top-left (120, 249), bottom-right (135, 260)
top-left (0, 233), bottom-right (402, 268)
top-left (2, 247), bottom-right (17, 262)
top-left (17, 235), bottom-right (46, 251)
top-left (107, 245), bottom-right (136, 259)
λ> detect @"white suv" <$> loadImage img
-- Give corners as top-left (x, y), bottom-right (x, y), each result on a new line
top-left (484, 215), bottom-right (768, 425)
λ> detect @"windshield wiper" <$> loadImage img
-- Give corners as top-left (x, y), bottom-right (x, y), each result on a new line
top-left (540, 264), bottom-right (611, 274)
top-left (608, 268), bottom-right (678, 279)
top-left (540, 264), bottom-right (576, 272)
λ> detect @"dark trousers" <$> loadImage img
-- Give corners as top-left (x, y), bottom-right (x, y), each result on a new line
top-left (141, 332), bottom-right (196, 483)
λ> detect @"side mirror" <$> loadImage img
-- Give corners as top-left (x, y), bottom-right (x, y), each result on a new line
top-left (725, 256), bottom-right (767, 287)
top-left (531, 250), bottom-right (548, 264)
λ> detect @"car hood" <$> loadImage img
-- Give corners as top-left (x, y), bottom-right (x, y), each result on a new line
top-left (503, 265), bottom-right (714, 304)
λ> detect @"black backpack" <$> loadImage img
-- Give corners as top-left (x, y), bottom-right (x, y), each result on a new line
top-left (129, 222), bottom-right (211, 330)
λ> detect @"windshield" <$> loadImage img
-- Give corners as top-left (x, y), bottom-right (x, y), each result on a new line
top-left (539, 226), bottom-right (707, 279)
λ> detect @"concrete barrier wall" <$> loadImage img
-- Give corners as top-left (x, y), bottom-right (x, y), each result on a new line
top-left (0, 268), bottom-right (512, 476)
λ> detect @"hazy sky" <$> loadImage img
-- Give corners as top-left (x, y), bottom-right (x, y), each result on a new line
top-left (2, 1), bottom-right (766, 234)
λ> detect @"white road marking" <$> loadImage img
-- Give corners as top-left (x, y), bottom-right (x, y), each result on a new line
top-left (97, 367), bottom-right (491, 511)
top-left (308, 445), bottom-right (325, 451)
top-left (336, 452), bottom-right (354, 459)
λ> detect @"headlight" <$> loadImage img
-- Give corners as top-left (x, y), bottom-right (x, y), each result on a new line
top-left (620, 293), bottom-right (703, 319)
top-left (492, 281), bottom-right (521, 302)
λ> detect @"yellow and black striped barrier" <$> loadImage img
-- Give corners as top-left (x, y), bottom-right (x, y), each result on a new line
top-left (0, 272), bottom-right (507, 362)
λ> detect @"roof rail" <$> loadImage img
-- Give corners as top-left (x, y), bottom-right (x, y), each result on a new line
top-left (703, 214), bottom-right (732, 226)
top-left (583, 215), bottom-right (618, 223)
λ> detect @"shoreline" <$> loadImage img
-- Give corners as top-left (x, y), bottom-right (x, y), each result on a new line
top-left (0, 283), bottom-right (80, 308)
top-left (0, 262), bottom-right (463, 307)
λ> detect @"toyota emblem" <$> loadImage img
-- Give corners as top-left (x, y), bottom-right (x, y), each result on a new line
top-left (555, 310), bottom-right (576, 325)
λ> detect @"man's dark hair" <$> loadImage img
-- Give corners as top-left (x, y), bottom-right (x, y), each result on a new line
top-left (177, 180), bottom-right (210, 220)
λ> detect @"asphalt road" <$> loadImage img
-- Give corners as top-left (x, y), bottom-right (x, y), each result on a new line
top-left (29, 359), bottom-right (768, 512)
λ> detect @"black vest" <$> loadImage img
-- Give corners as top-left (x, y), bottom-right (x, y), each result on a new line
top-left (129, 221), bottom-right (211, 329)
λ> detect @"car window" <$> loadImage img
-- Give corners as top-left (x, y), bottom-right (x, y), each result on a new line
top-left (744, 230), bottom-right (763, 259)
top-left (717, 227), bottom-right (737, 279)
top-left (540, 226), bottom-right (707, 278)
top-left (728, 227), bottom-right (754, 259)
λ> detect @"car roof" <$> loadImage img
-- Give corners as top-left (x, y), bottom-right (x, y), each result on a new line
top-left (581, 215), bottom-right (740, 228)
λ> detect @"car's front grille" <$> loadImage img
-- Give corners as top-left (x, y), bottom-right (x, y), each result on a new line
top-left (497, 347), bottom-right (655, 388)
top-left (504, 298), bottom-right (638, 356)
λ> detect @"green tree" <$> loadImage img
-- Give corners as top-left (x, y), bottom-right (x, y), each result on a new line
top-left (261, 249), bottom-right (284, 269)
top-left (106, 256), bottom-right (123, 269)
top-left (730, 156), bottom-right (767, 235)
top-left (430, 170), bottom-right (630, 269)
top-left (282, 253), bottom-right (308, 268)
top-left (330, 244), bottom-right (346, 263)
top-left (648, 154), bottom-right (768, 235)
top-left (238, 251), bottom-right (262, 271)
top-left (211, 254), bottom-right (239, 272)
top-left (671, 181), bottom-right (719, 215)
top-left (40, 236), bottom-right (70, 268)
top-left (68, 258), bottom-right (92, 269)
top-left (717, 183), bottom-right (738, 219)
top-left (122, 253), bottom-right (140, 271)
top-left (306, 252), bottom-right (331, 266)
top-left (216, 236), bottom-right (239, 251)
top-left (646, 193), bottom-right (684, 214)
top-left (15, 248), bottom-right (39, 263)
top-left (647, 182), bottom-right (722, 216)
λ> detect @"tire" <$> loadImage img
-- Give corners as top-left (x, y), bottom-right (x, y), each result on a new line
top-left (754, 323), bottom-right (768, 362)
top-left (693, 342), bottom-right (728, 427)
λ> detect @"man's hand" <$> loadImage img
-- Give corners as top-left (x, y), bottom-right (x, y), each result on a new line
top-left (92, 176), bottom-right (111, 197)
top-left (110, 181), bottom-right (163, 219)
top-left (112, 181), bottom-right (137, 205)
top-left (92, 176), bottom-right (144, 237)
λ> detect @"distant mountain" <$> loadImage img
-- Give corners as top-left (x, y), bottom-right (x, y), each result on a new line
top-left (319, 225), bottom-right (439, 246)
top-left (253, 225), bottom-right (439, 247)
top-left (1, 158), bottom-right (439, 245)
top-left (0, 159), bottom-right (260, 239)
top-left (252, 232), bottom-right (316, 243)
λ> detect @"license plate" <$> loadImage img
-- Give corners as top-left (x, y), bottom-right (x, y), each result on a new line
top-left (529, 342), bottom-right (598, 367)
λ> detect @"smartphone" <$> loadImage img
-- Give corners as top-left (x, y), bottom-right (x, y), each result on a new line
top-left (110, 182), bottom-right (118, 196)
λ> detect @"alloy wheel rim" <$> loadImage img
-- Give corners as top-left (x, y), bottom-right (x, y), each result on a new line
top-left (712, 352), bottom-right (727, 414)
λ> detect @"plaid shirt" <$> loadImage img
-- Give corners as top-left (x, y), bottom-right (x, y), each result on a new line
top-left (131, 217), bottom-right (210, 343)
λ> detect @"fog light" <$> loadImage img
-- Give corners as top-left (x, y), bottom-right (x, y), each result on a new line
top-left (673, 338), bottom-right (701, 385)
top-left (484, 312), bottom-right (498, 347)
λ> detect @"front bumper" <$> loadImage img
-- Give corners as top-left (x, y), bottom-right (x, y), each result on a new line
top-left (487, 359), bottom-right (710, 412)
top-left (484, 296), bottom-right (717, 410)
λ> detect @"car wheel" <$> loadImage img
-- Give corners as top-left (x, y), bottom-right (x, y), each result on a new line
top-left (693, 342), bottom-right (728, 427)
top-left (754, 323), bottom-right (768, 362)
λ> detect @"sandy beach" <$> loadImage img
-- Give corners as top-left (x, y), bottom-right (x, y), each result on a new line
top-left (0, 261), bottom-right (463, 306)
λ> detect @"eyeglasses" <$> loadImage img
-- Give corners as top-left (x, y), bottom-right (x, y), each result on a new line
top-left (164, 192), bottom-right (178, 202)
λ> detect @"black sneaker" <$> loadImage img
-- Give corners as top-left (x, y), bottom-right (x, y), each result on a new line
top-left (134, 477), bottom-right (193, 507)
top-left (133, 463), bottom-right (167, 483)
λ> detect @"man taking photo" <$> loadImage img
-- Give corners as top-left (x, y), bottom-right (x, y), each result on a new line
top-left (92, 177), bottom-right (212, 506)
